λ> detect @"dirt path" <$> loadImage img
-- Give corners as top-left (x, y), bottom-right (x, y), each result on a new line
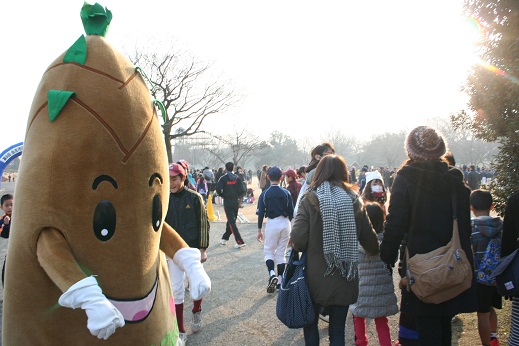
top-left (0, 180), bottom-right (512, 345)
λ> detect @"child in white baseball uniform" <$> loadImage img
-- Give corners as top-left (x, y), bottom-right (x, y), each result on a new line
top-left (256, 166), bottom-right (294, 293)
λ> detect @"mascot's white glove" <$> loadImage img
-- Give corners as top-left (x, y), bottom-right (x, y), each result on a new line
top-left (172, 248), bottom-right (211, 300)
top-left (58, 276), bottom-right (125, 340)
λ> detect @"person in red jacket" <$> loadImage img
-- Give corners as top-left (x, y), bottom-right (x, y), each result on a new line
top-left (283, 169), bottom-right (301, 206)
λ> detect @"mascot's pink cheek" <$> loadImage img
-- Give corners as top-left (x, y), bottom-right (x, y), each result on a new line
top-left (170, 297), bottom-right (175, 315)
top-left (133, 310), bottom-right (149, 321)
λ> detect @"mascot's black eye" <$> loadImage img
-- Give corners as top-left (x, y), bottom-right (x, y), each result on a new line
top-left (93, 200), bottom-right (116, 241)
top-left (152, 194), bottom-right (162, 232)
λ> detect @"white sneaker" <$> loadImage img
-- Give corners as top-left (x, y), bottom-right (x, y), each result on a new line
top-left (192, 311), bottom-right (202, 332)
top-left (234, 243), bottom-right (247, 249)
top-left (178, 332), bottom-right (187, 345)
top-left (220, 239), bottom-right (227, 246)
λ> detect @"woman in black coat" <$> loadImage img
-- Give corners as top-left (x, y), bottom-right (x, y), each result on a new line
top-left (501, 191), bottom-right (519, 345)
top-left (380, 126), bottom-right (477, 346)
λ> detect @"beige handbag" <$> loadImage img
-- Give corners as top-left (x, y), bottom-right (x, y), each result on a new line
top-left (402, 192), bottom-right (473, 304)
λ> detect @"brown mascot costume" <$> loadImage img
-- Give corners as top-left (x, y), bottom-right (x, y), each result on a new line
top-left (2, 3), bottom-right (210, 345)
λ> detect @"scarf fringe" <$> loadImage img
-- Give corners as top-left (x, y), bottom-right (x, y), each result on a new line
top-left (324, 253), bottom-right (358, 280)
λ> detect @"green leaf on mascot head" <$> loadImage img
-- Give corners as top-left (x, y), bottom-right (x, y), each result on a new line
top-left (64, 35), bottom-right (87, 65)
top-left (80, 2), bottom-right (112, 37)
top-left (47, 90), bottom-right (76, 122)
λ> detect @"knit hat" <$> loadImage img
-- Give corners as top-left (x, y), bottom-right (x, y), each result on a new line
top-left (365, 171), bottom-right (384, 186)
top-left (405, 126), bottom-right (447, 161)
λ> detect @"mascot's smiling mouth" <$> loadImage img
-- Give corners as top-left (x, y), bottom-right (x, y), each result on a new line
top-left (106, 275), bottom-right (158, 323)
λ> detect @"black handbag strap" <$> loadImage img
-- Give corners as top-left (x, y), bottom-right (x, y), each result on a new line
top-left (452, 190), bottom-right (457, 220)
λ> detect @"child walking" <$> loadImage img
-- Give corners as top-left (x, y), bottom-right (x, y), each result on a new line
top-left (361, 171), bottom-right (388, 213)
top-left (1, 193), bottom-right (13, 287)
top-left (256, 166), bottom-right (294, 293)
top-left (196, 174), bottom-right (208, 204)
top-left (165, 162), bottom-right (210, 344)
top-left (470, 189), bottom-right (503, 346)
top-left (350, 202), bottom-right (398, 346)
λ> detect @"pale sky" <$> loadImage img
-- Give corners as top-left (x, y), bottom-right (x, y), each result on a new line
top-left (0, 0), bottom-right (480, 151)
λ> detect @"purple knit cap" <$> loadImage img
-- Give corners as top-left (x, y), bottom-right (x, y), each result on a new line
top-left (405, 126), bottom-right (447, 161)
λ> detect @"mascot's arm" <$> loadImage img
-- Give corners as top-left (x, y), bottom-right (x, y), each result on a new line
top-left (37, 227), bottom-right (125, 340)
top-left (37, 227), bottom-right (88, 291)
top-left (161, 222), bottom-right (211, 300)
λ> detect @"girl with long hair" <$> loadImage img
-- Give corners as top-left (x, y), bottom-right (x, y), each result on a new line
top-left (291, 154), bottom-right (379, 345)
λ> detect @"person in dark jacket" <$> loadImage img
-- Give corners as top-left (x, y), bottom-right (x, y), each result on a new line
top-left (470, 189), bottom-right (503, 346)
top-left (501, 191), bottom-right (519, 345)
top-left (291, 154), bottom-right (379, 346)
top-left (1, 193), bottom-right (13, 287)
top-left (467, 165), bottom-right (481, 190)
top-left (216, 162), bottom-right (247, 248)
top-left (256, 166), bottom-right (294, 294)
top-left (380, 126), bottom-right (477, 346)
top-left (165, 162), bottom-right (210, 343)
top-left (214, 167), bottom-right (225, 204)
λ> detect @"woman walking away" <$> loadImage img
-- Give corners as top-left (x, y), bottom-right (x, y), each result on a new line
top-left (380, 126), bottom-right (477, 346)
top-left (501, 191), bottom-right (519, 346)
top-left (291, 154), bottom-right (379, 346)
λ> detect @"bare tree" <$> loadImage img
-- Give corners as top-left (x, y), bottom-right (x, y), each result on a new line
top-left (321, 130), bottom-right (361, 164)
top-left (361, 132), bottom-right (407, 168)
top-left (129, 43), bottom-right (240, 162)
top-left (207, 129), bottom-right (269, 167)
top-left (431, 116), bottom-right (498, 166)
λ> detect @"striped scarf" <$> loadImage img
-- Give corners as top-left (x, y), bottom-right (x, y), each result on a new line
top-left (316, 181), bottom-right (358, 280)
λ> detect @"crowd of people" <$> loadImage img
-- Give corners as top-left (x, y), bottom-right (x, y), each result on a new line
top-left (186, 126), bottom-right (515, 346)
top-left (1, 125), bottom-right (516, 346)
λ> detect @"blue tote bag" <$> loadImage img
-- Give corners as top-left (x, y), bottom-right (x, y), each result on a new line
top-left (276, 249), bottom-right (315, 328)
top-left (492, 248), bottom-right (519, 297)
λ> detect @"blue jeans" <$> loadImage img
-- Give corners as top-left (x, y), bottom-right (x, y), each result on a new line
top-left (303, 304), bottom-right (349, 346)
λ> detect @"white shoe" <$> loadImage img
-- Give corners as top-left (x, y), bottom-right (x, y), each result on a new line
top-left (177, 332), bottom-right (187, 345)
top-left (192, 311), bottom-right (202, 332)
top-left (234, 243), bottom-right (247, 249)
top-left (220, 239), bottom-right (227, 245)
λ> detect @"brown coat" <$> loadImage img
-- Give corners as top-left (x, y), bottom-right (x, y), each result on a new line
top-left (291, 190), bottom-right (379, 307)
top-left (260, 170), bottom-right (268, 189)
